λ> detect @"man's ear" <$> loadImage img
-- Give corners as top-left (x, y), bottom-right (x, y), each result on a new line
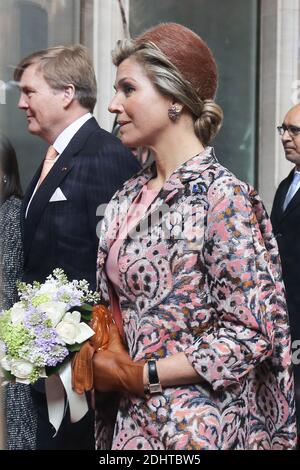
top-left (62, 84), bottom-right (76, 108)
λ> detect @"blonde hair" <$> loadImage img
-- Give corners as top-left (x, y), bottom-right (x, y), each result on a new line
top-left (112, 39), bottom-right (223, 146)
top-left (14, 45), bottom-right (97, 112)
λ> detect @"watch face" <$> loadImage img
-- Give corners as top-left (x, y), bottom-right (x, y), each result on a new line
top-left (149, 383), bottom-right (162, 394)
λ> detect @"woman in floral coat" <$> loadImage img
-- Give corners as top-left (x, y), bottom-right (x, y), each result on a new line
top-left (93, 23), bottom-right (297, 450)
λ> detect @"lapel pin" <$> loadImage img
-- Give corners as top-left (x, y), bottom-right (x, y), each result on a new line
top-left (61, 167), bottom-right (68, 172)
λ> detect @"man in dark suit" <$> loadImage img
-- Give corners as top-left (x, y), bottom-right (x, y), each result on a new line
top-left (271, 103), bottom-right (300, 443)
top-left (14, 45), bottom-right (140, 450)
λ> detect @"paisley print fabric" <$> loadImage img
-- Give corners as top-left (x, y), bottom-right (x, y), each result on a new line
top-left (95, 147), bottom-right (297, 450)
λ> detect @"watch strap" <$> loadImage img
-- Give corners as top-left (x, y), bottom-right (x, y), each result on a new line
top-left (146, 359), bottom-right (162, 395)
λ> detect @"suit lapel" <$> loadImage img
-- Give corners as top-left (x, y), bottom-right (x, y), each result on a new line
top-left (280, 170), bottom-right (300, 220)
top-left (284, 186), bottom-right (300, 215)
top-left (21, 163), bottom-right (42, 232)
top-left (23, 150), bottom-right (75, 257)
top-left (23, 117), bottom-right (99, 258)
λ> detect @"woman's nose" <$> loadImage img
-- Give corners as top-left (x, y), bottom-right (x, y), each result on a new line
top-left (108, 94), bottom-right (122, 114)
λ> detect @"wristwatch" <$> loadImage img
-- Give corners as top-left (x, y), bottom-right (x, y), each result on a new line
top-left (145, 359), bottom-right (162, 395)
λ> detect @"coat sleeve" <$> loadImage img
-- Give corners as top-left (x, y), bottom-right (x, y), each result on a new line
top-left (185, 178), bottom-right (290, 391)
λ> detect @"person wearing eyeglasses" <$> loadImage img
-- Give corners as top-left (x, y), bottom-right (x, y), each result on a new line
top-left (271, 103), bottom-right (300, 445)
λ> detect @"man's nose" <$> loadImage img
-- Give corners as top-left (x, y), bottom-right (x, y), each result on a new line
top-left (18, 94), bottom-right (28, 109)
top-left (282, 129), bottom-right (292, 142)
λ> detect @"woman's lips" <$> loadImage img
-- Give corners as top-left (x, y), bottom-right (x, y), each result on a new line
top-left (118, 121), bottom-right (131, 128)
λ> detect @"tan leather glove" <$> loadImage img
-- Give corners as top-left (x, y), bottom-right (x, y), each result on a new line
top-left (89, 304), bottom-right (113, 351)
top-left (72, 304), bottom-right (113, 394)
top-left (71, 341), bottom-right (95, 394)
top-left (93, 324), bottom-right (145, 397)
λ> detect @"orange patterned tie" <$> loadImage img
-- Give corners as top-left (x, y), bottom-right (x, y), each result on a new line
top-left (38, 145), bottom-right (58, 185)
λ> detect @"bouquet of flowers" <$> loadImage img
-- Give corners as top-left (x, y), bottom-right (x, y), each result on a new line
top-left (0, 268), bottom-right (100, 384)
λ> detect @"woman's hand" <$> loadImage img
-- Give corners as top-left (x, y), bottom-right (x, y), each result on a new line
top-left (72, 304), bottom-right (113, 394)
top-left (93, 324), bottom-right (145, 397)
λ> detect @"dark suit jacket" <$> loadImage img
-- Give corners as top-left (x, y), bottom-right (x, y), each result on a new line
top-left (22, 117), bottom-right (140, 291)
top-left (271, 169), bottom-right (300, 342)
top-left (271, 169), bottom-right (300, 440)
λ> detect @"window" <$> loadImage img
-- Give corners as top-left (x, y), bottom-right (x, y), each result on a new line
top-left (130, 0), bottom-right (258, 185)
top-left (0, 0), bottom-right (80, 189)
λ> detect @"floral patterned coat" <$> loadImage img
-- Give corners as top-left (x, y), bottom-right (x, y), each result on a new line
top-left (95, 147), bottom-right (297, 450)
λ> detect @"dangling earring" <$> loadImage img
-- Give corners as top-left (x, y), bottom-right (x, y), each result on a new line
top-left (168, 104), bottom-right (181, 121)
top-left (2, 175), bottom-right (7, 184)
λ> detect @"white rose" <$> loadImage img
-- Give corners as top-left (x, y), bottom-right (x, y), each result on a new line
top-left (0, 342), bottom-right (6, 361)
top-left (38, 281), bottom-right (58, 296)
top-left (9, 359), bottom-right (34, 383)
top-left (0, 355), bottom-right (11, 371)
top-left (16, 367), bottom-right (48, 384)
top-left (55, 311), bottom-right (94, 345)
top-left (38, 301), bottom-right (67, 326)
top-left (10, 302), bottom-right (26, 324)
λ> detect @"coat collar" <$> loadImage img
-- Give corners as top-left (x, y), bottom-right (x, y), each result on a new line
top-left (169, 146), bottom-right (217, 183)
top-left (116, 146), bottom-right (217, 201)
top-left (97, 146), bottom-right (218, 271)
top-left (124, 146), bottom-right (217, 210)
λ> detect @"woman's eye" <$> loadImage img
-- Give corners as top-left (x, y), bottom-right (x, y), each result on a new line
top-left (124, 85), bottom-right (134, 96)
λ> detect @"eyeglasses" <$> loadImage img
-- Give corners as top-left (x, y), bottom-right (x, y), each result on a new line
top-left (277, 124), bottom-right (300, 137)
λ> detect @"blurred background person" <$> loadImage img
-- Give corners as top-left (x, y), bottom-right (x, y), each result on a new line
top-left (0, 133), bottom-right (23, 308)
top-left (0, 132), bottom-right (37, 449)
top-left (271, 103), bottom-right (300, 446)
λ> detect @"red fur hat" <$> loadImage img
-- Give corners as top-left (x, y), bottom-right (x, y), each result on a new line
top-left (136, 23), bottom-right (217, 101)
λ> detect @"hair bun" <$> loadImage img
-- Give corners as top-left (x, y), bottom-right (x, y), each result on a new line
top-left (195, 100), bottom-right (223, 146)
